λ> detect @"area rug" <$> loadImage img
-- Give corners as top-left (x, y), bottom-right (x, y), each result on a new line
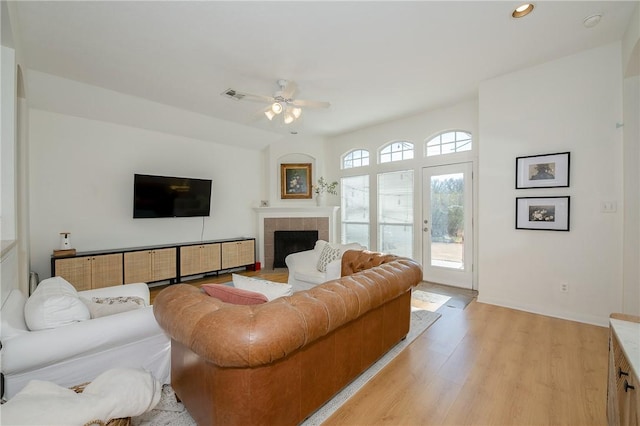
top-left (131, 308), bottom-right (440, 426)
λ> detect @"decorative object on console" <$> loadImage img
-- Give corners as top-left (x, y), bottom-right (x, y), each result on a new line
top-left (516, 196), bottom-right (570, 231)
top-left (60, 232), bottom-right (72, 249)
top-left (313, 176), bottom-right (338, 206)
top-left (516, 151), bottom-right (570, 189)
top-left (281, 163), bottom-right (312, 199)
top-left (53, 232), bottom-right (76, 257)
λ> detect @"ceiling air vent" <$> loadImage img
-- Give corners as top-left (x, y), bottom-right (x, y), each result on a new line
top-left (221, 88), bottom-right (245, 101)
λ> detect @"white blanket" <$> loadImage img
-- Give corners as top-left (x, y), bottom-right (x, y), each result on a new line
top-left (0, 368), bottom-right (161, 426)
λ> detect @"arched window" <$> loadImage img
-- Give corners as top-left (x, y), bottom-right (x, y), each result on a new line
top-left (425, 131), bottom-right (472, 157)
top-left (342, 149), bottom-right (370, 169)
top-left (379, 141), bottom-right (414, 163)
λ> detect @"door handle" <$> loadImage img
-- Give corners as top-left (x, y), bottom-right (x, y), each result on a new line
top-left (423, 227), bottom-right (429, 232)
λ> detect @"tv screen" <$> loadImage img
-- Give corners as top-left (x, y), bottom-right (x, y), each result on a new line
top-left (133, 174), bottom-right (212, 218)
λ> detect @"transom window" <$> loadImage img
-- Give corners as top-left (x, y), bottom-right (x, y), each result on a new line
top-left (425, 131), bottom-right (472, 157)
top-left (379, 141), bottom-right (414, 163)
top-left (342, 149), bottom-right (370, 169)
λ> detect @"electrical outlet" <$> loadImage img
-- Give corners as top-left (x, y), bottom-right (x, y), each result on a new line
top-left (560, 282), bottom-right (569, 293)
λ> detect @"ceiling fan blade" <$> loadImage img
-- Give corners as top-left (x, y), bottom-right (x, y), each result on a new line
top-left (236, 92), bottom-right (275, 103)
top-left (290, 99), bottom-right (330, 109)
top-left (281, 80), bottom-right (298, 99)
top-left (221, 88), bottom-right (274, 103)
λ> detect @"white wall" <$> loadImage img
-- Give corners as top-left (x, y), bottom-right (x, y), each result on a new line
top-left (622, 3), bottom-right (640, 317)
top-left (622, 75), bottom-right (639, 315)
top-left (478, 43), bottom-right (624, 326)
top-left (1, 45), bottom-right (16, 242)
top-left (28, 109), bottom-right (264, 279)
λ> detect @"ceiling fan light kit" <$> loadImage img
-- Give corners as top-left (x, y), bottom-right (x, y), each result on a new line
top-left (223, 79), bottom-right (329, 127)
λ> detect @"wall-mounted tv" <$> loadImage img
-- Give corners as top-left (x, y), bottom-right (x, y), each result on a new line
top-left (133, 174), bottom-right (212, 218)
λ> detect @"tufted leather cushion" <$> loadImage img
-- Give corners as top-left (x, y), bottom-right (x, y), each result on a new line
top-left (341, 249), bottom-right (400, 277)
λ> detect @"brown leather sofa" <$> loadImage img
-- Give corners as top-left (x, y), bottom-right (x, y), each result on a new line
top-left (153, 250), bottom-right (422, 425)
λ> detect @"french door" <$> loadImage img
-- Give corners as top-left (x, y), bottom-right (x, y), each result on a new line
top-left (422, 162), bottom-right (473, 289)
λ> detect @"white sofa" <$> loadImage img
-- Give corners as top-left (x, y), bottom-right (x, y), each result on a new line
top-left (1, 278), bottom-right (171, 399)
top-left (285, 240), bottom-right (364, 291)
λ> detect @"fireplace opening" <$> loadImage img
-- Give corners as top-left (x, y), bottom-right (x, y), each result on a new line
top-left (273, 230), bottom-right (319, 268)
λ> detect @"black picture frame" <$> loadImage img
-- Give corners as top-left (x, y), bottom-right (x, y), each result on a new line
top-left (516, 196), bottom-right (570, 231)
top-left (516, 152), bottom-right (570, 189)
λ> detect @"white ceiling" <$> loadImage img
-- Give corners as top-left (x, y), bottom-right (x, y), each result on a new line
top-left (7, 1), bottom-right (637, 139)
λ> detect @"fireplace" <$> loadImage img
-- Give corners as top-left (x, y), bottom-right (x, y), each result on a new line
top-left (253, 206), bottom-right (339, 270)
top-left (273, 230), bottom-right (318, 268)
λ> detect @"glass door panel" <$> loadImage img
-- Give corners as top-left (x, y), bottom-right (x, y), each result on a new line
top-left (422, 163), bottom-right (473, 289)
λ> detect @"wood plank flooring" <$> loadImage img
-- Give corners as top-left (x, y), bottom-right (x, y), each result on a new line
top-left (151, 272), bottom-right (609, 426)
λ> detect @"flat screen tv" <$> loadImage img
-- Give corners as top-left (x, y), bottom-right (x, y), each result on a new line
top-left (133, 174), bottom-right (212, 218)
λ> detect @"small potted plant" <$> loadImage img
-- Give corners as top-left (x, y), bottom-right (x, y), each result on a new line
top-left (313, 177), bottom-right (338, 206)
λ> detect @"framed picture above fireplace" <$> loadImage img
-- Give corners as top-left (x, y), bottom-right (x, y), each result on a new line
top-left (281, 163), bottom-right (312, 199)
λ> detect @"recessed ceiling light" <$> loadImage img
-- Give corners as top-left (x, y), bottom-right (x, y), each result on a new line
top-left (583, 14), bottom-right (602, 28)
top-left (512, 3), bottom-right (535, 18)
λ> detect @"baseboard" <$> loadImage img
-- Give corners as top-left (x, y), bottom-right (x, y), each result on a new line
top-left (476, 295), bottom-right (609, 327)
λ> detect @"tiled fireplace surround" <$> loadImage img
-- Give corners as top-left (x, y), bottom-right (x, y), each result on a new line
top-left (264, 217), bottom-right (329, 270)
top-left (254, 207), bottom-right (340, 270)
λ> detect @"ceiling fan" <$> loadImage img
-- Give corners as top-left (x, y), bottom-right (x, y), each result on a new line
top-left (222, 79), bottom-right (330, 125)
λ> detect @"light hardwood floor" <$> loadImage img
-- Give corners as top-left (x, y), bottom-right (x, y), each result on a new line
top-left (151, 272), bottom-right (609, 426)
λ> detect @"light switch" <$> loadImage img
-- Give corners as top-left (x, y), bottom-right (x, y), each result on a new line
top-left (601, 201), bottom-right (617, 213)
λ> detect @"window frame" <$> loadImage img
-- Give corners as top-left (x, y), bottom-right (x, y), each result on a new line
top-left (424, 130), bottom-right (472, 158)
top-left (379, 140), bottom-right (415, 164)
top-left (342, 149), bottom-right (370, 170)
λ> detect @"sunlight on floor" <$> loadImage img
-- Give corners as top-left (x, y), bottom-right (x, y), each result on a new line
top-left (411, 290), bottom-right (451, 312)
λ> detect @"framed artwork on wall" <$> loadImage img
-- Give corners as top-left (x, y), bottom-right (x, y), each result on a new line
top-left (516, 196), bottom-right (570, 231)
top-left (516, 152), bottom-right (570, 189)
top-left (280, 163), bottom-right (312, 199)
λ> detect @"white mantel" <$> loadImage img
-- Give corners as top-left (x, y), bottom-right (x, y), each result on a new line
top-left (253, 206), bottom-right (340, 267)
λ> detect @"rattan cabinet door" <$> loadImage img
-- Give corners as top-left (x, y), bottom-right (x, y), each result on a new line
top-left (237, 240), bottom-right (255, 266)
top-left (90, 253), bottom-right (124, 289)
top-left (152, 248), bottom-right (177, 281)
top-left (221, 240), bottom-right (255, 269)
top-left (180, 245), bottom-right (202, 276)
top-left (124, 251), bottom-right (152, 283)
top-left (201, 243), bottom-right (221, 272)
top-left (55, 256), bottom-right (92, 291)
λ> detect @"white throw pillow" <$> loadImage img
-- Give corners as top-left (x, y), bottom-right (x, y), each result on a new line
top-left (81, 296), bottom-right (147, 319)
top-left (24, 276), bottom-right (90, 331)
top-left (232, 274), bottom-right (293, 301)
top-left (316, 244), bottom-right (342, 272)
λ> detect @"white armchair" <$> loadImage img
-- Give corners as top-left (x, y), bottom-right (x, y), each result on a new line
top-left (285, 240), bottom-right (364, 291)
top-left (1, 277), bottom-right (171, 399)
